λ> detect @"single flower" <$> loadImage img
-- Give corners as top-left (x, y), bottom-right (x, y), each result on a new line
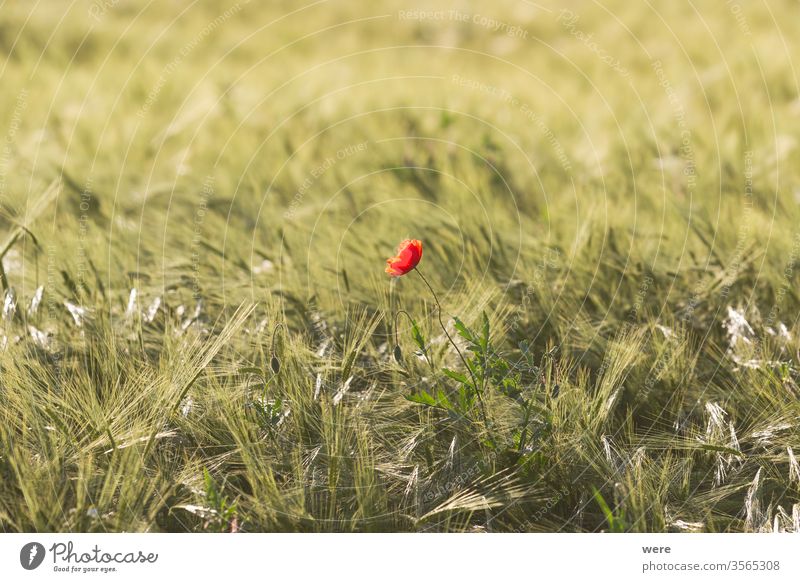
top-left (385, 239), bottom-right (423, 276)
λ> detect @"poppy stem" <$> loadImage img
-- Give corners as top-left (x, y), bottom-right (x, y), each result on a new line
top-left (414, 268), bottom-right (493, 437)
top-left (393, 309), bottom-right (410, 348)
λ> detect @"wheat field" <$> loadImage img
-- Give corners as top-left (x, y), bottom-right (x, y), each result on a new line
top-left (1, 0), bottom-right (800, 532)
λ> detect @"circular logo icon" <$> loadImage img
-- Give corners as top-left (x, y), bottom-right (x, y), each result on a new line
top-left (20, 542), bottom-right (46, 570)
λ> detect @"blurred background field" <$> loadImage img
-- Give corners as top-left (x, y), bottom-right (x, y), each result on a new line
top-left (1, 0), bottom-right (800, 532)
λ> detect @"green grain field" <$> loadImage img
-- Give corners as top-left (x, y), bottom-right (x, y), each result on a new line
top-left (1, 0), bottom-right (800, 532)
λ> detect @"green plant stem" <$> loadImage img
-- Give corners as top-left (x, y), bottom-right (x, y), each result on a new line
top-left (414, 268), bottom-right (492, 437)
top-left (393, 309), bottom-right (410, 348)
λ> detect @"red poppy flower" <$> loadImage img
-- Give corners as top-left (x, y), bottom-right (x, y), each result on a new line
top-left (385, 239), bottom-right (423, 276)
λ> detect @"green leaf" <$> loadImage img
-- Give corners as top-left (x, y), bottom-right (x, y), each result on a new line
top-left (406, 391), bottom-right (437, 407)
top-left (456, 384), bottom-right (475, 410)
top-left (411, 319), bottom-right (426, 352)
top-left (453, 317), bottom-right (476, 344)
top-left (204, 468), bottom-right (219, 508)
top-left (434, 389), bottom-right (452, 409)
top-left (592, 487), bottom-right (614, 526)
top-left (406, 389), bottom-right (452, 410)
top-left (443, 368), bottom-right (469, 385)
top-left (481, 312), bottom-right (490, 350)
top-left (592, 487), bottom-right (626, 532)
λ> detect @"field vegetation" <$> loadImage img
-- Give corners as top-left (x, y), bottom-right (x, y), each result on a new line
top-left (1, 1), bottom-right (800, 532)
